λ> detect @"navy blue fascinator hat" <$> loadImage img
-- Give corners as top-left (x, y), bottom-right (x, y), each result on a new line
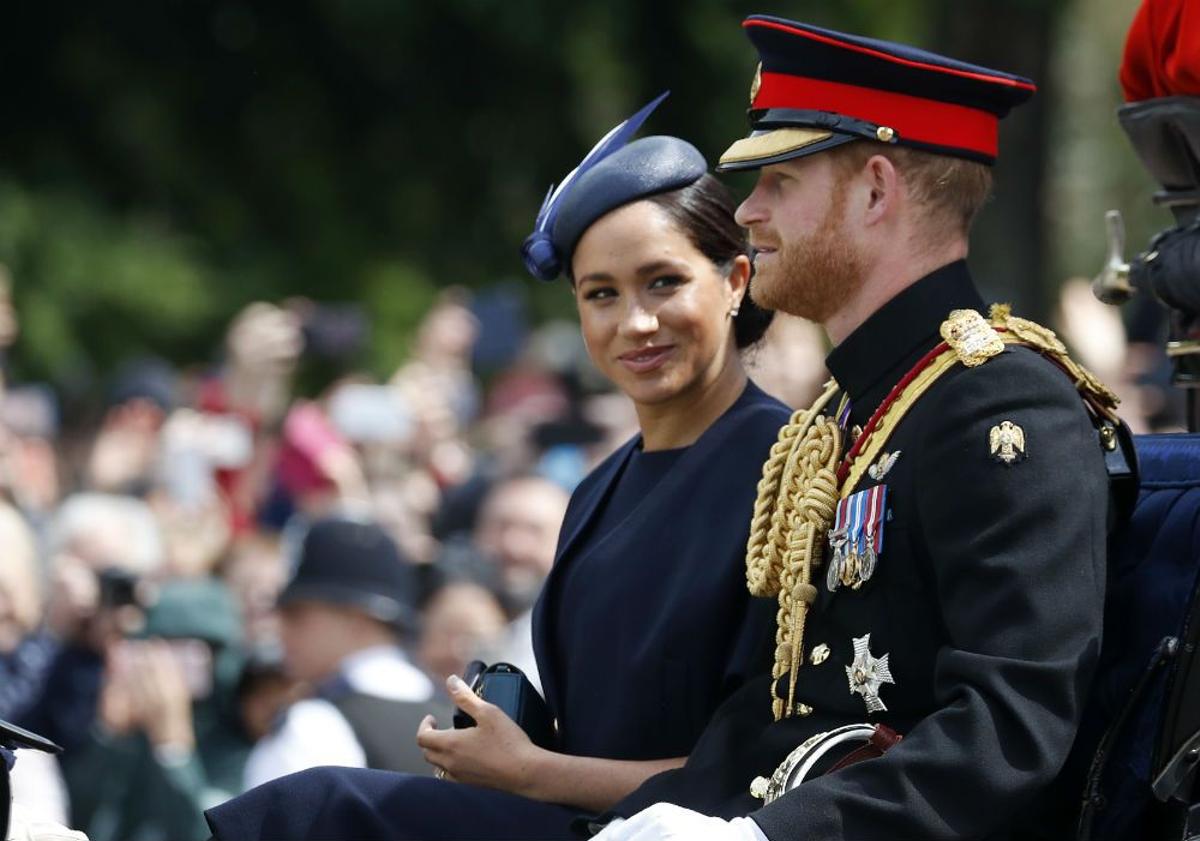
top-left (522, 92), bottom-right (708, 281)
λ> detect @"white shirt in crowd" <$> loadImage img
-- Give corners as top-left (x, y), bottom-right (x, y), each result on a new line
top-left (242, 645), bottom-right (433, 790)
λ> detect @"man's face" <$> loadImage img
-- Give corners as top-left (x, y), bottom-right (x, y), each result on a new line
top-left (474, 478), bottom-right (568, 606)
top-left (735, 155), bottom-right (867, 324)
top-left (278, 601), bottom-right (357, 683)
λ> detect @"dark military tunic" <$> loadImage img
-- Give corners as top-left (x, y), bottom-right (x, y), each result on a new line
top-left (614, 261), bottom-right (1110, 841)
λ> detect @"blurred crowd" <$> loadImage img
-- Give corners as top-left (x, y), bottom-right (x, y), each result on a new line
top-left (0, 263), bottom-right (1181, 841)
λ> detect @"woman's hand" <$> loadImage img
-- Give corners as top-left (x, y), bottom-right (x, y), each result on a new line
top-left (420, 674), bottom-right (686, 812)
top-left (416, 675), bottom-right (546, 798)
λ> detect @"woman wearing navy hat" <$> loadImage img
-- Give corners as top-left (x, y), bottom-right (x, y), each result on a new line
top-left (205, 93), bottom-right (792, 840)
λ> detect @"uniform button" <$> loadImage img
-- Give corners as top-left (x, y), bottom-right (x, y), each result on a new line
top-left (795, 704), bottom-right (813, 717)
top-left (810, 644), bottom-right (830, 665)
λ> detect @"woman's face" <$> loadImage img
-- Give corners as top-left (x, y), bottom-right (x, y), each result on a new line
top-left (571, 200), bottom-right (746, 409)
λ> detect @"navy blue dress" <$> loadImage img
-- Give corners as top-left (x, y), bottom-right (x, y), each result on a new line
top-left (205, 381), bottom-right (790, 841)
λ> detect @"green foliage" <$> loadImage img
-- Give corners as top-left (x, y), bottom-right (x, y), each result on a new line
top-left (0, 0), bottom-right (1153, 390)
top-left (0, 181), bottom-right (219, 383)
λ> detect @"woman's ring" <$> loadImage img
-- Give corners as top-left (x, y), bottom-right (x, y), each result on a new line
top-left (434, 767), bottom-right (446, 780)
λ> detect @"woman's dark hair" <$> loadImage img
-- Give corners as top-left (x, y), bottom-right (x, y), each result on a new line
top-left (646, 174), bottom-right (774, 349)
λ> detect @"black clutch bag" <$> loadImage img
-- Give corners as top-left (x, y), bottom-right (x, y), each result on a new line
top-left (452, 661), bottom-right (557, 750)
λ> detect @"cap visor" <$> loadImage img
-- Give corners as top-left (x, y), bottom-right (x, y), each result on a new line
top-left (717, 127), bottom-right (858, 171)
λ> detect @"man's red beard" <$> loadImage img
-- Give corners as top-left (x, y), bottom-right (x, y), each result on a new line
top-left (748, 186), bottom-right (867, 324)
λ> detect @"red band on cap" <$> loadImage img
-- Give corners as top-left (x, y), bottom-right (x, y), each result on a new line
top-left (755, 72), bottom-right (1000, 158)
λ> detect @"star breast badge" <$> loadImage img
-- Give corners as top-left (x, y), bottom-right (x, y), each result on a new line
top-left (989, 420), bottom-right (1027, 465)
top-left (846, 634), bottom-right (894, 714)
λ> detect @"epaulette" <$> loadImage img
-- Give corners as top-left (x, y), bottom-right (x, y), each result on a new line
top-left (841, 306), bottom-right (1124, 492)
top-left (988, 303), bottom-right (1121, 421)
top-left (986, 305), bottom-right (1135, 519)
top-left (940, 308), bottom-right (1005, 368)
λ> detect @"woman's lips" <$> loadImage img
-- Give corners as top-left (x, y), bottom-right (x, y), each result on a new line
top-left (618, 345), bottom-right (675, 374)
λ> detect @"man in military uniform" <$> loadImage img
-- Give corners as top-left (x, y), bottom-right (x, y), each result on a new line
top-left (597, 15), bottom-right (1115, 841)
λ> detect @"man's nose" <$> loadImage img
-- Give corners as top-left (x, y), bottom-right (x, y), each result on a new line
top-left (735, 183), bottom-right (768, 227)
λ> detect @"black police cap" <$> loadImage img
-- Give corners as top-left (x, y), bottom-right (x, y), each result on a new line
top-left (278, 517), bottom-right (419, 635)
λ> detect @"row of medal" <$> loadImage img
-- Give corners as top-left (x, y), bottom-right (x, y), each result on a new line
top-left (827, 484), bottom-right (888, 591)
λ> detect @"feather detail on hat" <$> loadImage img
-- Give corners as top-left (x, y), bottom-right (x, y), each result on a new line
top-left (522, 91), bottom-right (670, 281)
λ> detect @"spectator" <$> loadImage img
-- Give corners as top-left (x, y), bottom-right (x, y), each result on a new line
top-left (18, 494), bottom-right (164, 752)
top-left (418, 578), bottom-right (508, 687)
top-left (0, 503), bottom-right (71, 827)
top-left (471, 476), bottom-right (569, 689)
top-left (242, 517), bottom-right (445, 787)
top-left (85, 358), bottom-right (176, 495)
top-left (219, 532), bottom-right (288, 656)
top-left (62, 578), bottom-right (248, 841)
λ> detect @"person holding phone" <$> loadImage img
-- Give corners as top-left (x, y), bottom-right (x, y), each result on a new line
top-left (205, 94), bottom-right (792, 840)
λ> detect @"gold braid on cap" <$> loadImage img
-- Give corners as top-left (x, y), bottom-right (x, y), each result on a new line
top-left (745, 380), bottom-right (843, 721)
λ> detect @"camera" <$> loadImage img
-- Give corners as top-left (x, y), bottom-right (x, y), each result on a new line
top-left (97, 567), bottom-right (141, 609)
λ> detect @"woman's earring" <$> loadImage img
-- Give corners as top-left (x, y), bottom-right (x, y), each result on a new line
top-left (729, 301), bottom-right (741, 318)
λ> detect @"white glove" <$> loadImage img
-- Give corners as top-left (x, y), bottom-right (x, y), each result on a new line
top-left (6, 804), bottom-right (89, 841)
top-left (593, 803), bottom-right (769, 841)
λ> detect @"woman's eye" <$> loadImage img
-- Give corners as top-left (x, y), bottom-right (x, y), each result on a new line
top-left (649, 275), bottom-right (683, 290)
top-left (583, 287), bottom-right (616, 301)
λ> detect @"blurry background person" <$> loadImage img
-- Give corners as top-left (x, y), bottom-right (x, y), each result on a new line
top-left (242, 517), bottom-right (445, 787)
top-left (84, 358), bottom-right (176, 496)
top-left (418, 575), bottom-right (508, 688)
top-left (0, 383), bottom-right (62, 526)
top-left (469, 475), bottom-right (569, 689)
top-left (743, 314), bottom-right (829, 411)
top-left (218, 532), bottom-right (289, 657)
top-left (17, 494), bottom-right (164, 754)
top-left (62, 578), bottom-right (248, 841)
top-left (0, 503), bottom-right (71, 829)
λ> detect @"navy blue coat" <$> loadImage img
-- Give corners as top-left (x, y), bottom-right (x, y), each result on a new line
top-left (205, 381), bottom-right (790, 841)
top-left (534, 380), bottom-right (787, 763)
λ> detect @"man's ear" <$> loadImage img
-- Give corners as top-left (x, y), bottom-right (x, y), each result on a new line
top-left (862, 154), bottom-right (900, 226)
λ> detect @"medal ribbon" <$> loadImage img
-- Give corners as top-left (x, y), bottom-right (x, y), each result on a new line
top-left (866, 484), bottom-right (887, 555)
top-left (849, 489), bottom-right (868, 558)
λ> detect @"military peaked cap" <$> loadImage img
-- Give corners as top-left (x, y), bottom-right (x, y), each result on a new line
top-left (718, 15), bottom-right (1036, 171)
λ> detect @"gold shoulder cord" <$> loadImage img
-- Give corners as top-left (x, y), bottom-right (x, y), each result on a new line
top-left (744, 380), bottom-right (842, 720)
top-left (746, 307), bottom-right (1119, 723)
top-left (988, 304), bottom-right (1120, 421)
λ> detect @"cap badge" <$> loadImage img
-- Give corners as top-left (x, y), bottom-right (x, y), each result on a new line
top-left (989, 420), bottom-right (1027, 465)
top-left (846, 634), bottom-right (894, 714)
top-left (750, 62), bottom-right (763, 105)
top-left (941, 309), bottom-right (1004, 368)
